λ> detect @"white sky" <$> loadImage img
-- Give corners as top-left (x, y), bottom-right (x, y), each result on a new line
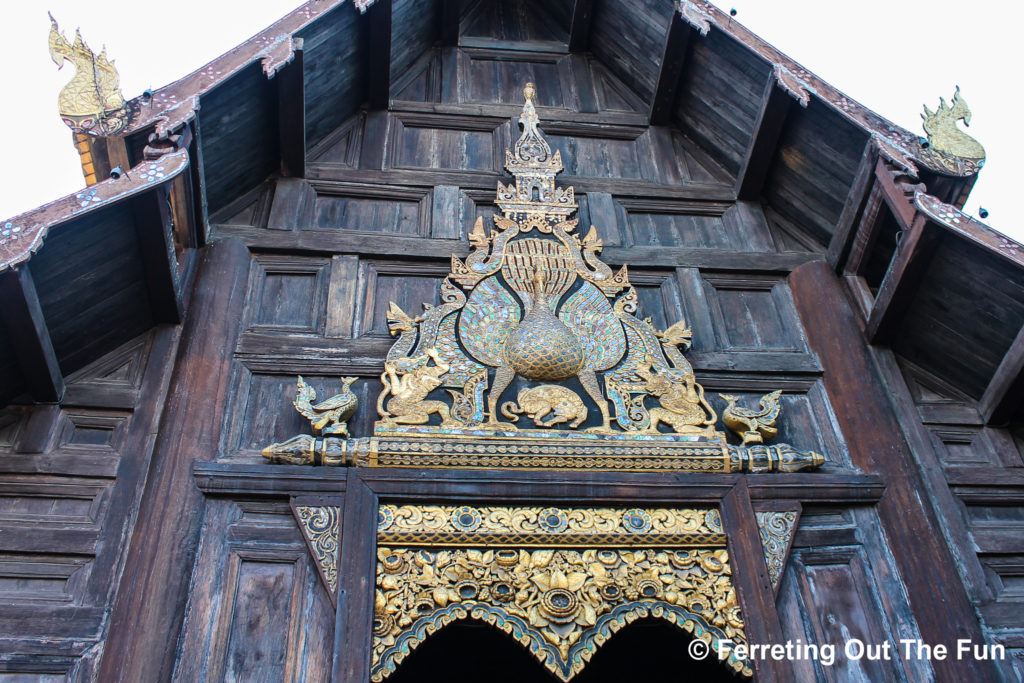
top-left (1, 1), bottom-right (1020, 240)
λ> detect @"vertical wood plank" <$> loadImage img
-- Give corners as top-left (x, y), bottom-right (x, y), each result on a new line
top-left (430, 185), bottom-right (461, 239)
top-left (720, 481), bottom-right (790, 681)
top-left (131, 186), bottom-right (183, 324)
top-left (96, 238), bottom-right (252, 683)
top-left (333, 470), bottom-right (378, 682)
top-left (326, 255), bottom-right (360, 338)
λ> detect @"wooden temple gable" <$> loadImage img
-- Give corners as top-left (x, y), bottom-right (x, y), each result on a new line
top-left (0, 1), bottom-right (1021, 680)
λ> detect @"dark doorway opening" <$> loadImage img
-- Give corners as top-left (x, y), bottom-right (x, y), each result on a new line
top-left (386, 617), bottom-right (739, 682)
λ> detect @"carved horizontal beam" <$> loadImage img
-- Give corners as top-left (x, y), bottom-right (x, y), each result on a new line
top-left (194, 461), bottom-right (884, 503)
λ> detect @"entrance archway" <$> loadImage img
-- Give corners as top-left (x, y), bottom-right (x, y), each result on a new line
top-left (388, 617), bottom-right (738, 682)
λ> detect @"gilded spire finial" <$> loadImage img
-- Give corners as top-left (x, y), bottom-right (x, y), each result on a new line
top-left (48, 13), bottom-right (127, 136)
top-left (496, 83), bottom-right (575, 216)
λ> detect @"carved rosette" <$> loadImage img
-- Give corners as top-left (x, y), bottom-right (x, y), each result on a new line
top-left (372, 505), bottom-right (751, 680)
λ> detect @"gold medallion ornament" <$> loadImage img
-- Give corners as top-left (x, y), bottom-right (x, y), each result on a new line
top-left (372, 504), bottom-right (752, 680)
top-left (263, 84), bottom-right (825, 473)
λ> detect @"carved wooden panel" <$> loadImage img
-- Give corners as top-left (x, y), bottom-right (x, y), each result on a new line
top-left (461, 50), bottom-right (571, 107)
top-left (175, 500), bottom-right (334, 682)
top-left (313, 186), bottom-right (429, 236)
top-left (700, 274), bottom-right (808, 353)
top-left (388, 115), bottom-right (502, 172)
top-left (244, 255), bottom-right (331, 335)
top-left (355, 262), bottom-right (446, 337)
top-left (777, 507), bottom-right (932, 681)
top-left (618, 201), bottom-right (775, 252)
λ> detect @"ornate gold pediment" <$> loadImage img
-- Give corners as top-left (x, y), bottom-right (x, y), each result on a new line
top-left (264, 84), bottom-right (824, 474)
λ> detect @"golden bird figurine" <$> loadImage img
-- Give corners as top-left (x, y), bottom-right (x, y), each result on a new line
top-left (719, 390), bottom-right (783, 445)
top-left (294, 376), bottom-right (359, 437)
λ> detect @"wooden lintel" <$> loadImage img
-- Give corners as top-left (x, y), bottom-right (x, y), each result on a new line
top-left (649, 13), bottom-right (692, 125)
top-left (440, 0), bottom-right (459, 45)
top-left (826, 141), bottom-right (878, 270)
top-left (276, 40), bottom-right (306, 177)
top-left (130, 187), bottom-right (183, 324)
top-left (734, 77), bottom-right (791, 200)
top-left (865, 214), bottom-right (939, 344)
top-left (367, 0), bottom-right (393, 110)
top-left (979, 323), bottom-right (1024, 425)
top-left (0, 267), bottom-right (65, 403)
top-left (567, 0), bottom-right (595, 53)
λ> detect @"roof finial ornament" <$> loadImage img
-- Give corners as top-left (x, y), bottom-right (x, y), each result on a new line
top-left (919, 86), bottom-right (985, 174)
top-left (497, 83), bottom-right (576, 216)
top-left (48, 13), bottom-right (127, 136)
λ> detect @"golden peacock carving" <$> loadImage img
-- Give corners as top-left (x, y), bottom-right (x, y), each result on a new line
top-left (263, 83), bottom-right (825, 474)
top-left (294, 376), bottom-right (359, 437)
top-left (720, 390), bottom-right (783, 446)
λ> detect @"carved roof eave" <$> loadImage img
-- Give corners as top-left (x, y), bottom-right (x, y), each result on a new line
top-left (676, 1), bottom-right (977, 180)
top-left (914, 191), bottom-right (1024, 267)
top-left (0, 150), bottom-right (189, 272)
top-left (115, 2), bottom-right (346, 139)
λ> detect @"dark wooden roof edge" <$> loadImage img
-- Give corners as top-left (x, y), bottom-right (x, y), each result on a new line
top-left (676, 1), bottom-right (977, 181)
top-left (120, 1), bottom-right (351, 138)
top-left (913, 191), bottom-right (1024, 268)
top-left (0, 150), bottom-right (190, 272)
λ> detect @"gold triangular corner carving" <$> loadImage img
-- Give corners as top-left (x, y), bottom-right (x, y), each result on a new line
top-left (754, 507), bottom-right (800, 594)
top-left (291, 499), bottom-right (340, 604)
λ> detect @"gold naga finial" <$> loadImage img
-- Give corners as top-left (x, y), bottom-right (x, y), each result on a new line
top-left (48, 13), bottom-right (128, 136)
top-left (921, 86), bottom-right (985, 163)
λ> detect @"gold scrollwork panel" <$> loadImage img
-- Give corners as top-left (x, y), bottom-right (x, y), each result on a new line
top-left (372, 505), bottom-right (752, 681)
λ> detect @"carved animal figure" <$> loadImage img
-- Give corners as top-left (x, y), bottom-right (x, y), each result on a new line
top-left (381, 348), bottom-right (457, 427)
top-left (48, 14), bottom-right (127, 135)
top-left (921, 86), bottom-right (985, 159)
top-left (719, 390), bottom-right (783, 445)
top-left (501, 385), bottom-right (588, 428)
top-left (636, 361), bottom-right (711, 434)
top-left (294, 376), bottom-right (359, 437)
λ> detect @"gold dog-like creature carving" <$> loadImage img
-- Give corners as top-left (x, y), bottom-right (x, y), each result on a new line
top-left (501, 385), bottom-right (588, 429)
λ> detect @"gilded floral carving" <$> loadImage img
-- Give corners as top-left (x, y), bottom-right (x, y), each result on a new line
top-left (372, 504), bottom-right (750, 680)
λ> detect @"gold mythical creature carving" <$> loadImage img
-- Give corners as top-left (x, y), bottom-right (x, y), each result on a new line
top-left (48, 14), bottom-right (127, 135)
top-left (720, 390), bottom-right (783, 445)
top-left (294, 376), bottom-right (359, 437)
top-left (921, 87), bottom-right (985, 161)
top-left (500, 385), bottom-right (588, 429)
top-left (635, 357), bottom-right (715, 434)
top-left (379, 348), bottom-right (460, 427)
